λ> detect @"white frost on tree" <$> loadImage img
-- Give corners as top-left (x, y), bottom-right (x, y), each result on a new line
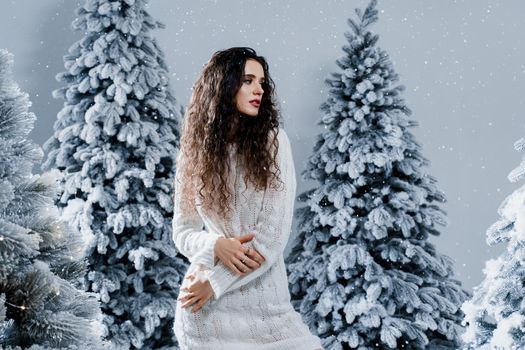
top-left (462, 137), bottom-right (525, 349)
top-left (42, 0), bottom-right (186, 349)
top-left (285, 1), bottom-right (469, 349)
top-left (0, 49), bottom-right (106, 350)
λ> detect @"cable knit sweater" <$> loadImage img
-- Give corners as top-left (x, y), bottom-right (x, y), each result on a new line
top-left (172, 128), bottom-right (323, 350)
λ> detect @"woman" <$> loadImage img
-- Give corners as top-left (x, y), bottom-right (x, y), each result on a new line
top-left (172, 47), bottom-right (324, 350)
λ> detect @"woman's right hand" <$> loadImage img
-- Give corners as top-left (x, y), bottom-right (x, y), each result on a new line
top-left (214, 232), bottom-right (266, 276)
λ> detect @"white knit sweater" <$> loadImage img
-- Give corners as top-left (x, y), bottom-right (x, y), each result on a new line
top-left (172, 128), bottom-right (324, 350)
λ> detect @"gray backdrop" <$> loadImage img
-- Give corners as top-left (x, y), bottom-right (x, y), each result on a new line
top-left (1, 0), bottom-right (524, 292)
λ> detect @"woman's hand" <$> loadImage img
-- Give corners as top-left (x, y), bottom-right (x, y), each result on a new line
top-left (214, 233), bottom-right (266, 276)
top-left (178, 273), bottom-right (214, 313)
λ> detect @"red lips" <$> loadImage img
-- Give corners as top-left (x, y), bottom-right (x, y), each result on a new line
top-left (249, 99), bottom-right (260, 107)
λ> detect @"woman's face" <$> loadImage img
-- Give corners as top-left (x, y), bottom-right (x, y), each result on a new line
top-left (235, 59), bottom-right (265, 117)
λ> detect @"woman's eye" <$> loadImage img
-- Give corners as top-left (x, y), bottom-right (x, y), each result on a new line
top-left (243, 79), bottom-right (252, 84)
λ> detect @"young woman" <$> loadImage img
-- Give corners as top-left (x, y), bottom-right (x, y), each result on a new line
top-left (172, 47), bottom-right (324, 350)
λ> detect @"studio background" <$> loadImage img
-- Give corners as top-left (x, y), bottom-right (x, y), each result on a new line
top-left (1, 0), bottom-right (524, 292)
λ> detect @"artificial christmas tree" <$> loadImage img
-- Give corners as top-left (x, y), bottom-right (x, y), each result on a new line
top-left (461, 136), bottom-right (525, 349)
top-left (42, 0), bottom-right (185, 348)
top-left (0, 49), bottom-right (105, 349)
top-left (286, 1), bottom-right (468, 348)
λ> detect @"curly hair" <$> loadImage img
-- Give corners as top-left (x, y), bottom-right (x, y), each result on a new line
top-left (176, 47), bottom-right (283, 223)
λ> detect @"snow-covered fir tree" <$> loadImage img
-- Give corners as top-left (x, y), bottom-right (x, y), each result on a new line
top-left (42, 0), bottom-right (184, 349)
top-left (0, 49), bottom-right (105, 350)
top-left (461, 137), bottom-right (525, 349)
top-left (285, 1), bottom-right (469, 348)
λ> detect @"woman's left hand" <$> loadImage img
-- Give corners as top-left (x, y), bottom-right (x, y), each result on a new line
top-left (178, 273), bottom-right (214, 313)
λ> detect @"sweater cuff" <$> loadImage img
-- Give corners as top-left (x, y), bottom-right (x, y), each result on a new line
top-left (207, 263), bottom-right (236, 300)
top-left (195, 234), bottom-right (220, 269)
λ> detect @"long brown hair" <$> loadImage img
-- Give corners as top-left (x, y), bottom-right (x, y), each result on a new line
top-left (176, 47), bottom-right (283, 222)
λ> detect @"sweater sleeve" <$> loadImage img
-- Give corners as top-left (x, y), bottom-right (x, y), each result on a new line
top-left (171, 157), bottom-right (221, 269)
top-left (206, 128), bottom-right (297, 300)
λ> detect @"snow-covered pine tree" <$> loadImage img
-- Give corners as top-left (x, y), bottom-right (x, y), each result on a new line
top-left (461, 137), bottom-right (525, 349)
top-left (42, 0), bottom-right (184, 349)
top-left (285, 1), bottom-right (469, 349)
top-left (0, 49), bottom-right (105, 350)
